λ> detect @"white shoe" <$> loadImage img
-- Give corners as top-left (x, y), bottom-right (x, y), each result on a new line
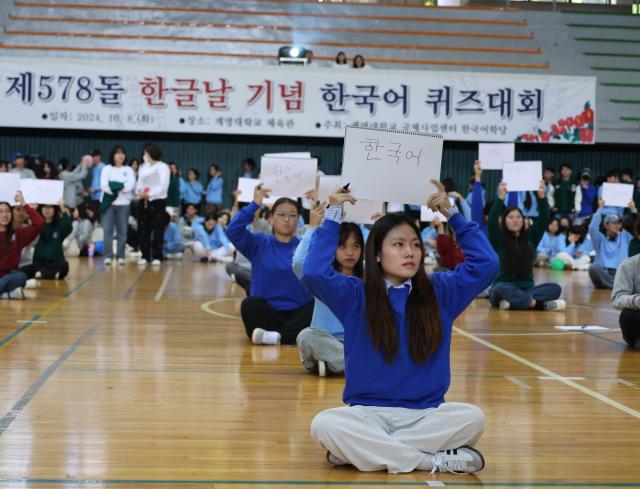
top-left (251, 328), bottom-right (281, 345)
top-left (430, 446), bottom-right (485, 474)
top-left (0, 292), bottom-right (8, 300)
top-left (317, 360), bottom-right (327, 377)
top-left (499, 300), bottom-right (510, 310)
top-left (35, 271), bottom-right (42, 279)
top-left (151, 259), bottom-right (162, 266)
top-left (8, 287), bottom-right (25, 300)
top-left (104, 258), bottom-right (112, 266)
top-left (216, 255), bottom-right (234, 264)
top-left (24, 279), bottom-right (37, 289)
top-left (543, 299), bottom-right (566, 311)
top-left (137, 258), bottom-right (148, 266)
top-left (117, 258), bottom-right (125, 266)
top-left (326, 451), bottom-right (350, 466)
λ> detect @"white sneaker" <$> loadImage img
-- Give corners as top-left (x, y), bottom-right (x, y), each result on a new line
top-left (35, 271), bottom-right (42, 279)
top-left (151, 259), bottom-right (162, 266)
top-left (24, 279), bottom-right (37, 289)
top-left (317, 360), bottom-right (327, 377)
top-left (543, 299), bottom-right (566, 311)
top-left (8, 287), bottom-right (25, 300)
top-left (0, 292), bottom-right (8, 300)
top-left (104, 258), bottom-right (112, 266)
top-left (216, 255), bottom-right (234, 264)
top-left (499, 300), bottom-right (510, 310)
top-left (326, 451), bottom-right (350, 466)
top-left (117, 258), bottom-right (125, 266)
top-left (137, 258), bottom-right (148, 266)
top-left (251, 328), bottom-right (281, 345)
top-left (430, 446), bottom-right (485, 474)
top-left (173, 252), bottom-right (183, 259)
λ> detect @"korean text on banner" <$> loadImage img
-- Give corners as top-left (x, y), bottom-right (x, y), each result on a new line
top-left (602, 183), bottom-right (634, 208)
top-left (478, 143), bottom-right (515, 171)
top-left (341, 126), bottom-right (443, 206)
top-left (0, 173), bottom-right (21, 203)
top-left (20, 179), bottom-right (64, 205)
top-left (502, 161), bottom-right (542, 192)
top-left (260, 157), bottom-right (317, 199)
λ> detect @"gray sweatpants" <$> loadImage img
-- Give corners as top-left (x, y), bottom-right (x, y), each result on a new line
top-left (589, 264), bottom-right (617, 289)
top-left (296, 327), bottom-right (344, 375)
top-left (311, 402), bottom-right (485, 474)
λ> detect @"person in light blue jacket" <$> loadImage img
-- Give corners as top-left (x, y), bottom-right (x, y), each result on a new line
top-left (588, 198), bottom-right (637, 288)
top-left (554, 225), bottom-right (592, 270)
top-left (535, 217), bottom-right (566, 267)
top-left (204, 164), bottom-right (224, 207)
top-left (181, 169), bottom-right (204, 213)
top-left (191, 212), bottom-right (234, 263)
top-left (293, 201), bottom-right (364, 377)
top-left (163, 219), bottom-right (184, 259)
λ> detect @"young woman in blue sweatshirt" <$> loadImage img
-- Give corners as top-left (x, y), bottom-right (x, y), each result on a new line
top-left (554, 225), bottom-right (593, 270)
top-left (204, 164), bottom-right (224, 207)
top-left (181, 169), bottom-right (204, 214)
top-left (301, 184), bottom-right (499, 474)
top-left (226, 185), bottom-right (313, 346)
top-left (293, 200), bottom-right (364, 377)
top-left (191, 212), bottom-right (234, 263)
top-left (535, 217), bottom-right (566, 267)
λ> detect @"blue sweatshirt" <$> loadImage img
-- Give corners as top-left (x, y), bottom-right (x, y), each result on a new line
top-left (205, 176), bottom-right (224, 205)
top-left (227, 201), bottom-right (313, 310)
top-left (559, 238), bottom-right (592, 258)
top-left (471, 181), bottom-right (487, 236)
top-left (181, 180), bottom-right (203, 205)
top-left (506, 191), bottom-right (539, 218)
top-left (536, 232), bottom-right (565, 258)
top-left (163, 222), bottom-right (183, 254)
top-left (293, 228), bottom-right (344, 339)
top-left (589, 208), bottom-right (634, 269)
top-left (193, 221), bottom-right (231, 250)
top-left (302, 213), bottom-right (499, 409)
top-left (597, 186), bottom-right (624, 218)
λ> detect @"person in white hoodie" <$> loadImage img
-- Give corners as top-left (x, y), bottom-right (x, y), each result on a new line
top-left (100, 145), bottom-right (136, 266)
top-left (611, 254), bottom-right (640, 350)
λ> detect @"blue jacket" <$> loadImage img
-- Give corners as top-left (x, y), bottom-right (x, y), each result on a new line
top-left (471, 181), bottom-right (487, 236)
top-left (227, 201), bottom-right (313, 310)
top-left (589, 208), bottom-right (634, 269)
top-left (163, 222), bottom-right (183, 254)
top-left (505, 191), bottom-right (539, 218)
top-left (293, 228), bottom-right (344, 339)
top-left (193, 221), bottom-right (231, 251)
top-left (181, 180), bottom-right (203, 205)
top-left (559, 238), bottom-right (592, 259)
top-left (205, 176), bottom-right (224, 205)
top-left (91, 162), bottom-right (105, 201)
top-left (536, 232), bottom-right (565, 258)
top-left (302, 213), bottom-right (499, 409)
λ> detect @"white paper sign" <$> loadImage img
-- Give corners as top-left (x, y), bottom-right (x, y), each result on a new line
top-left (260, 156), bottom-right (317, 199)
top-left (420, 197), bottom-right (455, 222)
top-left (0, 173), bottom-right (21, 203)
top-left (344, 199), bottom-right (384, 225)
top-left (478, 143), bottom-right (515, 170)
top-left (20, 179), bottom-right (64, 205)
top-left (602, 183), bottom-right (634, 208)
top-left (502, 161), bottom-right (542, 192)
top-left (237, 177), bottom-right (260, 203)
top-left (318, 176), bottom-right (342, 203)
top-left (263, 152), bottom-right (311, 158)
top-left (342, 126), bottom-right (443, 206)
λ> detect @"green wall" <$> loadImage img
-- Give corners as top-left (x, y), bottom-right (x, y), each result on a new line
top-left (1, 127), bottom-right (638, 208)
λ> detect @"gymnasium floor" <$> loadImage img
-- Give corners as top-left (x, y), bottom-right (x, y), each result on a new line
top-left (0, 258), bottom-right (638, 489)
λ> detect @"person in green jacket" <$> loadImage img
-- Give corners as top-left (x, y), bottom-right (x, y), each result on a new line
top-left (20, 200), bottom-right (73, 280)
top-left (488, 181), bottom-right (565, 311)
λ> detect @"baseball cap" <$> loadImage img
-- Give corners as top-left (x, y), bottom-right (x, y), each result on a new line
top-left (11, 151), bottom-right (24, 160)
top-left (603, 214), bottom-right (621, 225)
top-left (580, 168), bottom-right (592, 177)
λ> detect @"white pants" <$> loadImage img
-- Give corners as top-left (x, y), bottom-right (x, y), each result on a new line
top-left (554, 252), bottom-right (590, 270)
top-left (311, 402), bottom-right (485, 474)
top-left (191, 241), bottom-right (234, 262)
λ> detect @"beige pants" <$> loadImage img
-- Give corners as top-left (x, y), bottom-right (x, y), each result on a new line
top-left (191, 241), bottom-right (234, 262)
top-left (311, 402), bottom-right (485, 474)
top-left (554, 251), bottom-right (590, 270)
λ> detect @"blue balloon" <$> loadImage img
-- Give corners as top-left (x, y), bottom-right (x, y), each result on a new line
top-left (95, 241), bottom-right (104, 255)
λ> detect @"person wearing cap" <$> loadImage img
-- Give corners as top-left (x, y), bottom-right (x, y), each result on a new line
top-left (9, 152), bottom-right (36, 179)
top-left (597, 169), bottom-right (625, 218)
top-left (611, 253), bottom-right (640, 350)
top-left (588, 198), bottom-right (637, 289)
top-left (88, 150), bottom-right (105, 202)
top-left (574, 168), bottom-right (597, 220)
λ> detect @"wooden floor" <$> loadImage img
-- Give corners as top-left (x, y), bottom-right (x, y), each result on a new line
top-left (0, 257), bottom-right (638, 488)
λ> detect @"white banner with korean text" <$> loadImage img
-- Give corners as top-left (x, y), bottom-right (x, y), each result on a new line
top-left (0, 56), bottom-right (596, 144)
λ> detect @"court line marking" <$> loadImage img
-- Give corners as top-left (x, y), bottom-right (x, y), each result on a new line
top-left (1, 478), bottom-right (640, 486)
top-left (454, 326), bottom-right (640, 420)
top-left (581, 330), bottom-right (629, 348)
top-left (16, 320), bottom-right (47, 323)
top-left (0, 323), bottom-right (100, 438)
top-left (154, 266), bottom-right (174, 301)
top-left (0, 267), bottom-right (104, 351)
top-left (617, 378), bottom-right (640, 390)
top-left (201, 297), bottom-right (243, 320)
top-left (123, 268), bottom-right (148, 300)
top-left (504, 375), bottom-right (532, 389)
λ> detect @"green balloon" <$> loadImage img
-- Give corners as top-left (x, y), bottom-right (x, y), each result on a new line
top-left (550, 258), bottom-right (565, 271)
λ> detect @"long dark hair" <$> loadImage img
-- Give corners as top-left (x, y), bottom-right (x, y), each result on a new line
top-left (108, 145), bottom-right (127, 166)
top-left (37, 205), bottom-right (61, 242)
top-left (500, 206), bottom-right (534, 279)
top-left (207, 164), bottom-right (220, 184)
top-left (0, 202), bottom-right (14, 256)
top-left (364, 213), bottom-right (442, 364)
top-left (334, 222), bottom-right (364, 278)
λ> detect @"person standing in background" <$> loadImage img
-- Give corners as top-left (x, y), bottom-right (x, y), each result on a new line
top-left (88, 150), bottom-right (105, 202)
top-left (9, 152), bottom-right (36, 179)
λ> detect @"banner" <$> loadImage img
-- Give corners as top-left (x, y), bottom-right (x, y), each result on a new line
top-left (0, 56), bottom-right (596, 144)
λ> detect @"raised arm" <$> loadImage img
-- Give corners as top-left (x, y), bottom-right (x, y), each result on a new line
top-left (226, 201), bottom-right (261, 260)
top-left (589, 206), bottom-right (604, 251)
top-left (15, 193), bottom-right (45, 247)
top-left (488, 184), bottom-right (506, 250)
top-left (293, 227), bottom-right (315, 279)
top-left (528, 184), bottom-right (550, 247)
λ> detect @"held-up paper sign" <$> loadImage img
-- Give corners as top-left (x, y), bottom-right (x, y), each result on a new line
top-left (318, 176), bottom-right (342, 203)
top-left (420, 197), bottom-right (456, 222)
top-left (602, 182), bottom-right (634, 208)
top-left (263, 152), bottom-right (311, 158)
top-left (260, 156), bottom-right (317, 199)
top-left (341, 126), bottom-right (443, 206)
top-left (236, 177), bottom-right (280, 205)
top-left (20, 179), bottom-right (64, 205)
top-left (502, 161), bottom-right (542, 192)
top-left (478, 143), bottom-right (515, 171)
top-left (0, 173), bottom-right (20, 203)
top-left (344, 199), bottom-right (384, 225)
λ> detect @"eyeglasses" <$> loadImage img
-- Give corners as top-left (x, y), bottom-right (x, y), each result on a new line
top-left (274, 212), bottom-right (298, 221)
top-left (0, 209), bottom-right (12, 214)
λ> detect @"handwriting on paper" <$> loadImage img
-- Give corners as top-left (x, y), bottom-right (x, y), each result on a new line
top-left (360, 138), bottom-right (422, 165)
